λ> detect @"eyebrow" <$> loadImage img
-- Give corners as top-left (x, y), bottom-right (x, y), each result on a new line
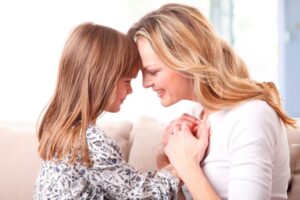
top-left (143, 64), bottom-right (156, 69)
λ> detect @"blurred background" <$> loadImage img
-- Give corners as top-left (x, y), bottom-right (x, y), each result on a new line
top-left (0, 0), bottom-right (299, 123)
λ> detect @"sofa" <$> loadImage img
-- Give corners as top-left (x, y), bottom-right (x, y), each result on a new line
top-left (0, 116), bottom-right (299, 200)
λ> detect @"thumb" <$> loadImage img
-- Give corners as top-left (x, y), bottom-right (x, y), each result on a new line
top-left (197, 120), bottom-right (211, 145)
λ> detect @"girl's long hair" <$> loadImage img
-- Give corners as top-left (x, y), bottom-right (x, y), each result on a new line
top-left (38, 23), bottom-right (141, 166)
top-left (128, 3), bottom-right (295, 127)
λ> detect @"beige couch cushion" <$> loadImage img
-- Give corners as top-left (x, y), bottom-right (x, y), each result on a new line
top-left (286, 123), bottom-right (300, 200)
top-left (98, 120), bottom-right (133, 161)
top-left (0, 124), bottom-right (40, 200)
top-left (288, 143), bottom-right (300, 200)
top-left (0, 120), bottom-right (133, 200)
top-left (128, 116), bottom-right (166, 172)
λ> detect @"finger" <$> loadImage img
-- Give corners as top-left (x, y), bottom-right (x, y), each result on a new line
top-left (156, 143), bottom-right (164, 155)
top-left (181, 122), bottom-right (190, 132)
top-left (180, 122), bottom-right (193, 137)
top-left (196, 119), bottom-right (210, 138)
top-left (176, 113), bottom-right (200, 125)
top-left (181, 113), bottom-right (201, 124)
top-left (192, 125), bottom-right (199, 136)
top-left (202, 120), bottom-right (211, 136)
top-left (173, 125), bottom-right (180, 134)
top-left (164, 144), bottom-right (171, 157)
top-left (197, 120), bottom-right (210, 146)
top-left (168, 115), bottom-right (199, 132)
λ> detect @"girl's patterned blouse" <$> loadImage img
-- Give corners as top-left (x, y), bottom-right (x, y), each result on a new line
top-left (33, 125), bottom-right (179, 200)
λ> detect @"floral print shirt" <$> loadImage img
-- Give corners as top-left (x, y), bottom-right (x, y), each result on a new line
top-left (33, 125), bottom-right (179, 200)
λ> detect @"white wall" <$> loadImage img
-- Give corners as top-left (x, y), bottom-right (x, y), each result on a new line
top-left (0, 0), bottom-right (280, 123)
top-left (233, 0), bottom-right (279, 84)
top-left (0, 0), bottom-right (208, 123)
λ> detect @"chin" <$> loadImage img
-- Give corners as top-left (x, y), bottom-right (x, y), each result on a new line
top-left (106, 106), bottom-right (121, 113)
top-left (113, 107), bottom-right (121, 112)
top-left (160, 99), bottom-right (177, 107)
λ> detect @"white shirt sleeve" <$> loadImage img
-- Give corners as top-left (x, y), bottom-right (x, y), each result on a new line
top-left (227, 107), bottom-right (278, 200)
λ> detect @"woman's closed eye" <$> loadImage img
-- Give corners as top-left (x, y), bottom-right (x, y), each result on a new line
top-left (149, 71), bottom-right (159, 76)
top-left (145, 69), bottom-right (159, 76)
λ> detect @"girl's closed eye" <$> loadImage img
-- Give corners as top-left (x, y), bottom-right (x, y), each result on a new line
top-left (123, 78), bottom-right (132, 84)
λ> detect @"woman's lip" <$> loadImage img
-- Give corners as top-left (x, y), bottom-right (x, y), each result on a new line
top-left (155, 89), bottom-right (165, 98)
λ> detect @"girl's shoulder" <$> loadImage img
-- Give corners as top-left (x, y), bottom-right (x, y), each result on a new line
top-left (86, 124), bottom-right (115, 140)
top-left (86, 124), bottom-right (123, 157)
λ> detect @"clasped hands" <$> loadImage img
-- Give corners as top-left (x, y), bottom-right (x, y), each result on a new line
top-left (157, 113), bottom-right (210, 179)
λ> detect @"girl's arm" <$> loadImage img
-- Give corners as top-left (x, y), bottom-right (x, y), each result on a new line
top-left (85, 125), bottom-right (180, 200)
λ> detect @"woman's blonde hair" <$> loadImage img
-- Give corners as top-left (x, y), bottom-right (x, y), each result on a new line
top-left (128, 3), bottom-right (295, 127)
top-left (38, 23), bottom-right (141, 166)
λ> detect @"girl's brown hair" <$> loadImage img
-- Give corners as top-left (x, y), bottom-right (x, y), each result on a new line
top-left (38, 23), bottom-right (141, 166)
top-left (128, 3), bottom-right (295, 127)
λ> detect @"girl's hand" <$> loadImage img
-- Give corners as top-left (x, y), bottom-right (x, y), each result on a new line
top-left (164, 121), bottom-right (210, 178)
top-left (155, 143), bottom-right (170, 169)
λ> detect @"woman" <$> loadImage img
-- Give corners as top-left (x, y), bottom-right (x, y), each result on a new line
top-left (128, 3), bottom-right (295, 200)
top-left (34, 22), bottom-right (180, 199)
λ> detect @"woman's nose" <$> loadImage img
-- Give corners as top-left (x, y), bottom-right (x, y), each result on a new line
top-left (142, 75), bottom-right (153, 88)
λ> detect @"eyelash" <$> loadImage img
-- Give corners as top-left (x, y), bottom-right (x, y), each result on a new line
top-left (149, 71), bottom-right (158, 75)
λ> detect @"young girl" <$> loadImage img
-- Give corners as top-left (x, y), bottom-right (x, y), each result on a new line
top-left (129, 3), bottom-right (296, 200)
top-left (34, 23), bottom-right (179, 199)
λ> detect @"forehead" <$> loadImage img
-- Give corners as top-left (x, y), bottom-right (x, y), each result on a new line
top-left (137, 38), bottom-right (160, 68)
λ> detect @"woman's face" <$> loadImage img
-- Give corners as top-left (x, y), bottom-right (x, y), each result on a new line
top-left (137, 38), bottom-right (194, 107)
top-left (106, 77), bottom-right (133, 112)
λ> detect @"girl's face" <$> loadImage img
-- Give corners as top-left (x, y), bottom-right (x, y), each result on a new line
top-left (137, 38), bottom-right (194, 107)
top-left (106, 77), bottom-right (133, 112)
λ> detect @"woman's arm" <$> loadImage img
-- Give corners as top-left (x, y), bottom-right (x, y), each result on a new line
top-left (225, 108), bottom-right (283, 199)
top-left (165, 122), bottom-right (220, 200)
top-left (156, 113), bottom-right (200, 169)
top-left (178, 161), bottom-right (220, 200)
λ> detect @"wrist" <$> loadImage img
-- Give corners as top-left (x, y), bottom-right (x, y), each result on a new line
top-left (177, 160), bottom-right (200, 181)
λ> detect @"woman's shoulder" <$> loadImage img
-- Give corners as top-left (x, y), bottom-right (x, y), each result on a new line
top-left (230, 99), bottom-right (277, 120)
top-left (226, 100), bottom-right (284, 138)
top-left (216, 99), bottom-right (283, 136)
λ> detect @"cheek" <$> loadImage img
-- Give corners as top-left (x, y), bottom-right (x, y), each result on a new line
top-left (160, 73), bottom-right (176, 87)
top-left (120, 85), bottom-right (129, 96)
top-left (142, 72), bottom-right (152, 82)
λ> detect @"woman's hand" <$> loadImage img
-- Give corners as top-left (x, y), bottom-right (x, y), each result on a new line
top-left (164, 120), bottom-right (210, 178)
top-left (156, 113), bottom-right (200, 169)
top-left (162, 113), bottom-right (200, 146)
